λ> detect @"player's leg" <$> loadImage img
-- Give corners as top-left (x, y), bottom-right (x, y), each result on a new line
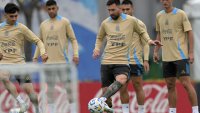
top-left (102, 65), bottom-right (129, 98)
top-left (101, 65), bottom-right (129, 113)
top-left (0, 72), bottom-right (28, 112)
top-left (100, 64), bottom-right (114, 108)
top-left (58, 68), bottom-right (77, 113)
top-left (119, 82), bottom-right (129, 113)
top-left (163, 61), bottom-right (177, 113)
top-left (20, 74), bottom-right (40, 113)
top-left (44, 69), bottom-right (57, 113)
top-left (130, 64), bottom-right (145, 113)
top-left (177, 60), bottom-right (199, 113)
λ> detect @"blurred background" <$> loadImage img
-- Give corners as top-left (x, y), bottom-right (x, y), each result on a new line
top-left (0, 0), bottom-right (200, 113)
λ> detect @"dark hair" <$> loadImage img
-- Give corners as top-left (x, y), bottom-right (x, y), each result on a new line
top-left (46, 0), bottom-right (57, 6)
top-left (122, 0), bottom-right (133, 6)
top-left (4, 3), bottom-right (19, 14)
top-left (106, 0), bottom-right (120, 6)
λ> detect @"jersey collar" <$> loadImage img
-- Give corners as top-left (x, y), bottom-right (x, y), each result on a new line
top-left (109, 13), bottom-right (127, 21)
top-left (163, 7), bottom-right (178, 14)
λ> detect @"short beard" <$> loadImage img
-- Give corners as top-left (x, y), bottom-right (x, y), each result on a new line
top-left (111, 15), bottom-right (119, 20)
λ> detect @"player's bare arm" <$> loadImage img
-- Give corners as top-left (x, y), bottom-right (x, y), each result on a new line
top-left (188, 30), bottom-right (194, 64)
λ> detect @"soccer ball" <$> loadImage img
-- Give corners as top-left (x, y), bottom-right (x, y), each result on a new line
top-left (88, 98), bottom-right (105, 113)
top-left (9, 108), bottom-right (28, 113)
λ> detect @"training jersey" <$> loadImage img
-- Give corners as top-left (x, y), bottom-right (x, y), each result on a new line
top-left (0, 21), bottom-right (45, 64)
top-left (156, 8), bottom-right (192, 61)
top-left (129, 18), bottom-right (149, 65)
top-left (33, 16), bottom-right (79, 64)
top-left (95, 13), bottom-right (151, 64)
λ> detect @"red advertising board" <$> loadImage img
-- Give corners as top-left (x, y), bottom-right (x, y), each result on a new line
top-left (0, 81), bottom-right (192, 113)
top-left (79, 81), bottom-right (192, 113)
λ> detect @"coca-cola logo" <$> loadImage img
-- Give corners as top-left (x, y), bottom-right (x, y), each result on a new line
top-left (94, 84), bottom-right (169, 113)
top-left (0, 84), bottom-right (78, 113)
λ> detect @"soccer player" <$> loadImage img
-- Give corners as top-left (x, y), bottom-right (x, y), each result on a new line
top-left (33, 0), bottom-right (79, 112)
top-left (93, 0), bottom-right (161, 112)
top-left (0, 3), bottom-right (48, 113)
top-left (153, 0), bottom-right (199, 113)
top-left (119, 0), bottom-right (150, 113)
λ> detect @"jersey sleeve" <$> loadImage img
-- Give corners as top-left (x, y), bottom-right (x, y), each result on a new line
top-left (156, 14), bottom-right (160, 32)
top-left (182, 11), bottom-right (192, 32)
top-left (133, 18), bottom-right (151, 44)
top-left (65, 20), bottom-right (79, 57)
top-left (21, 25), bottom-right (46, 56)
top-left (94, 22), bottom-right (106, 51)
top-left (33, 26), bottom-right (44, 59)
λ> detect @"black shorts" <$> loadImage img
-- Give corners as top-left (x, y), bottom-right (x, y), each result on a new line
top-left (129, 64), bottom-right (144, 76)
top-left (163, 59), bottom-right (190, 78)
top-left (101, 64), bottom-right (130, 87)
top-left (11, 74), bottom-right (32, 84)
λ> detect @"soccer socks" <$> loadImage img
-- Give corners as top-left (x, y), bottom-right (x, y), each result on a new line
top-left (138, 105), bottom-right (145, 113)
top-left (122, 104), bottom-right (129, 113)
top-left (169, 108), bottom-right (176, 113)
top-left (16, 95), bottom-right (25, 104)
top-left (192, 106), bottom-right (199, 113)
top-left (102, 81), bottom-right (122, 98)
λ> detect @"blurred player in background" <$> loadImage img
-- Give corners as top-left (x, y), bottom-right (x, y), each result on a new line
top-left (33, 0), bottom-right (79, 113)
top-left (0, 3), bottom-right (48, 113)
top-left (93, 0), bottom-right (161, 112)
top-left (154, 0), bottom-right (199, 113)
top-left (119, 0), bottom-right (150, 113)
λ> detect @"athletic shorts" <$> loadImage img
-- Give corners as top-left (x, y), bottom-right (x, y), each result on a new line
top-left (129, 64), bottom-right (144, 76)
top-left (163, 59), bottom-right (190, 78)
top-left (13, 74), bottom-right (32, 84)
top-left (101, 64), bottom-right (130, 87)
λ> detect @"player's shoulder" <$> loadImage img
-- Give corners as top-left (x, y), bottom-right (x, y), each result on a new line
top-left (135, 18), bottom-right (145, 26)
top-left (156, 10), bottom-right (165, 17)
top-left (175, 8), bottom-right (187, 16)
top-left (17, 22), bottom-right (28, 29)
top-left (0, 22), bottom-right (6, 28)
top-left (41, 19), bottom-right (49, 26)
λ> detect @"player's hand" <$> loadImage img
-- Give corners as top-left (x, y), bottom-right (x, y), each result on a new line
top-left (93, 49), bottom-right (100, 59)
top-left (148, 40), bottom-right (162, 46)
top-left (153, 52), bottom-right (159, 63)
top-left (32, 58), bottom-right (38, 63)
top-left (189, 52), bottom-right (194, 64)
top-left (73, 56), bottom-right (79, 65)
top-left (0, 53), bottom-right (3, 61)
top-left (143, 60), bottom-right (149, 72)
top-left (41, 53), bottom-right (48, 63)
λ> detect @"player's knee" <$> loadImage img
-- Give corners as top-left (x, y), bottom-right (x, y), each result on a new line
top-left (116, 75), bottom-right (127, 85)
top-left (166, 82), bottom-right (176, 90)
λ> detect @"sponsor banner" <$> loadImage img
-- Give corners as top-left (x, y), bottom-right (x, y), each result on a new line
top-left (0, 81), bottom-right (192, 113)
top-left (79, 81), bottom-right (192, 113)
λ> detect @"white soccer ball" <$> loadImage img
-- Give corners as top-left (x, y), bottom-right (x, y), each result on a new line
top-left (88, 98), bottom-right (105, 113)
top-left (9, 108), bottom-right (28, 113)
